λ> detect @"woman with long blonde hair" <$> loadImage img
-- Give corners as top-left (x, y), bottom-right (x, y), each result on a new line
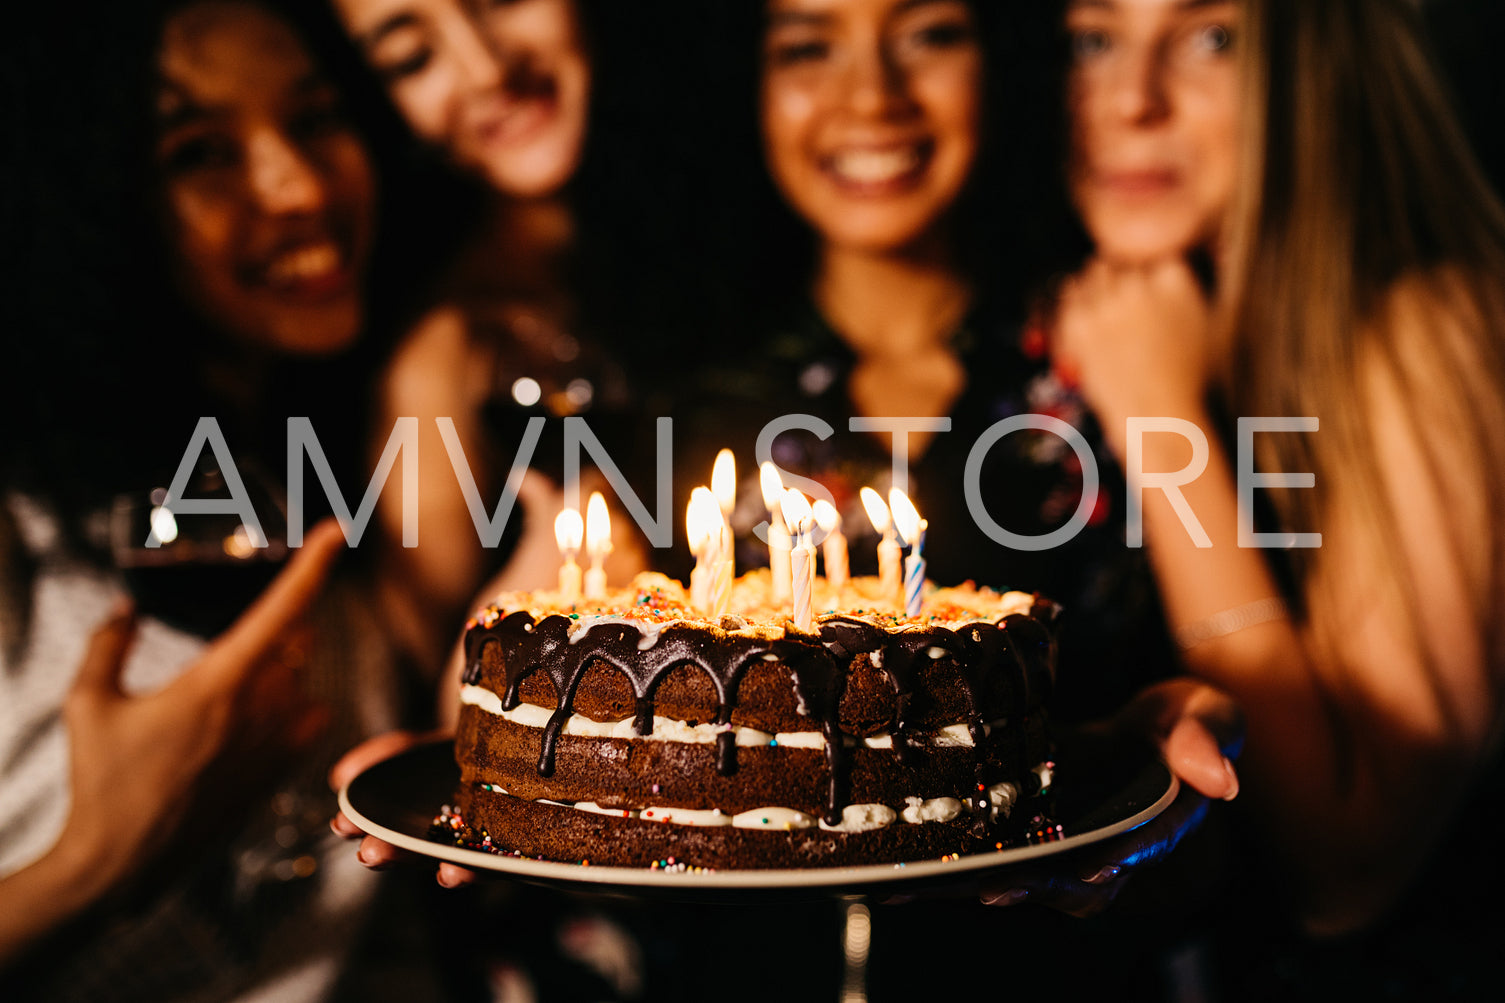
top-left (1054, 0), bottom-right (1505, 953)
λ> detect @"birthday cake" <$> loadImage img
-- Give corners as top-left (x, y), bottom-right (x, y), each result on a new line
top-left (433, 569), bottom-right (1062, 870)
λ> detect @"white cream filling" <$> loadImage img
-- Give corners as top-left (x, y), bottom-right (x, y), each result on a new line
top-left (732, 808), bottom-right (818, 831)
top-left (901, 796), bottom-right (965, 824)
top-left (987, 782), bottom-right (1019, 822)
top-left (462, 686), bottom-right (776, 746)
top-left (522, 782), bottom-right (1036, 833)
top-left (463, 686), bottom-right (1043, 834)
top-left (461, 685), bottom-right (1000, 750)
top-left (819, 803), bottom-right (898, 833)
top-left (536, 801), bottom-right (822, 830)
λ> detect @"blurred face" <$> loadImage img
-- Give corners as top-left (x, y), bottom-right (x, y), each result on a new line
top-left (1067, 0), bottom-right (1241, 263)
top-left (156, 1), bottom-right (375, 355)
top-left (761, 0), bottom-right (983, 255)
top-left (335, 0), bottom-right (590, 197)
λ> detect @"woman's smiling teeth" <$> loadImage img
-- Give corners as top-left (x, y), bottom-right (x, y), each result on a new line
top-left (263, 241), bottom-right (343, 288)
top-left (825, 144), bottom-right (927, 187)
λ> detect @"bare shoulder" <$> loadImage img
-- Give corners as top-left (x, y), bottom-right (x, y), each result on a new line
top-left (1377, 265), bottom-right (1497, 359)
top-left (1360, 269), bottom-right (1504, 457)
top-left (380, 305), bottom-right (493, 418)
top-left (389, 305), bottom-right (474, 376)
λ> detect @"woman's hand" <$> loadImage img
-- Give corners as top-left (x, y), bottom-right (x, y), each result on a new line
top-left (1050, 257), bottom-right (1215, 459)
top-left (65, 518), bottom-right (346, 889)
top-left (970, 678), bottom-right (1242, 918)
top-left (0, 519), bottom-right (345, 965)
top-left (328, 730), bottom-right (477, 889)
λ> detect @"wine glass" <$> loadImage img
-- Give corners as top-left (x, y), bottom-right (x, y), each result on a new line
top-left (110, 454), bottom-right (290, 638)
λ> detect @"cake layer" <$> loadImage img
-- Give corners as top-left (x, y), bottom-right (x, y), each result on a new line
top-left (448, 784), bottom-right (1014, 869)
top-left (456, 701), bottom-right (1048, 818)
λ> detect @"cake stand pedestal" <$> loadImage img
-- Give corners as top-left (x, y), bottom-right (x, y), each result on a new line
top-left (839, 895), bottom-right (871, 1002)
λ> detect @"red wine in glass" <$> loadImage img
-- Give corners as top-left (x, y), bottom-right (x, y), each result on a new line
top-left (111, 460), bottom-right (290, 638)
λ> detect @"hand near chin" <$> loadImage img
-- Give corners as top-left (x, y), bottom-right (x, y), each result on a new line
top-left (1049, 256), bottom-right (1215, 457)
top-left (886, 679), bottom-right (1242, 918)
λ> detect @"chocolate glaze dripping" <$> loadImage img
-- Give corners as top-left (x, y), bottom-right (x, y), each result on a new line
top-left (781, 642), bottom-right (851, 825)
top-left (464, 600), bottom-right (1059, 827)
top-left (465, 613), bottom-right (821, 779)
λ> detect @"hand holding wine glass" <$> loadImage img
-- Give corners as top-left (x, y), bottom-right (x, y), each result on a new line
top-left (0, 520), bottom-right (346, 966)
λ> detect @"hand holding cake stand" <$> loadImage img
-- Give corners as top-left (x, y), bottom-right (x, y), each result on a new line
top-left (330, 461), bottom-right (1235, 991)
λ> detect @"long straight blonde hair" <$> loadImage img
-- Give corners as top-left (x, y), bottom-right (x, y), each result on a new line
top-left (1221, 0), bottom-right (1505, 713)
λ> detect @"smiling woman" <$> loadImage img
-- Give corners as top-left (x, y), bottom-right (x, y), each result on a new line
top-left (8, 0), bottom-right (417, 518)
top-left (760, 0), bottom-right (984, 254)
top-left (0, 1), bottom-right (454, 998)
top-left (333, 0), bottom-right (591, 197)
top-left (1049, 0), bottom-right (1505, 994)
top-left (1064, 0), bottom-right (1240, 263)
top-left (319, 0), bottom-right (664, 685)
top-left (155, 0), bottom-right (377, 355)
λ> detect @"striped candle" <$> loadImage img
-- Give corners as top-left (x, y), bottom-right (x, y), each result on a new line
top-left (902, 530), bottom-right (926, 618)
top-left (711, 525), bottom-right (733, 618)
top-left (889, 489), bottom-right (926, 619)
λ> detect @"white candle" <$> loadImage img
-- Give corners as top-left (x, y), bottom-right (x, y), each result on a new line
top-left (584, 491), bottom-right (612, 600)
top-left (861, 487), bottom-right (902, 605)
top-left (554, 507), bottom-right (584, 602)
top-left (761, 462), bottom-right (792, 603)
top-left (811, 499), bottom-right (848, 590)
top-left (889, 489), bottom-right (927, 619)
top-left (686, 487), bottom-right (719, 610)
top-left (781, 489), bottom-right (816, 633)
top-left (711, 450), bottom-right (736, 616)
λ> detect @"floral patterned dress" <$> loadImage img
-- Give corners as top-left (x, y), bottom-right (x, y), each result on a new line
top-left (662, 300), bottom-right (1176, 724)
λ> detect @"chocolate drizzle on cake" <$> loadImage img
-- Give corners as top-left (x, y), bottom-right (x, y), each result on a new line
top-left (462, 597), bottom-right (1059, 826)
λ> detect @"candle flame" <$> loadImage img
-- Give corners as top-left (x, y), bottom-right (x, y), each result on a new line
top-left (687, 486), bottom-right (721, 551)
top-left (860, 487), bottom-right (891, 535)
top-left (554, 507), bottom-right (584, 555)
top-left (585, 492), bottom-right (611, 556)
top-left (812, 499), bottom-right (840, 534)
top-left (712, 450), bottom-right (737, 516)
top-left (780, 488), bottom-right (814, 536)
top-left (764, 463), bottom-right (794, 514)
top-left (888, 489), bottom-right (923, 548)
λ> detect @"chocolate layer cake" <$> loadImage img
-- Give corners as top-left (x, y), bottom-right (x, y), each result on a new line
top-left (436, 571), bottom-right (1060, 869)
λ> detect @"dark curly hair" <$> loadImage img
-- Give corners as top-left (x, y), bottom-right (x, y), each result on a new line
top-left (2, 0), bottom-right (461, 541)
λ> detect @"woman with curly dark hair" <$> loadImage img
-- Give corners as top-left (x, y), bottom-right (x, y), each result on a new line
top-left (0, 2), bottom-right (459, 997)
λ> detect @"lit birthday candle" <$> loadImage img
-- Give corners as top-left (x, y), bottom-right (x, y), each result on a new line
top-left (811, 499), bottom-right (848, 590)
top-left (554, 507), bottom-right (584, 602)
top-left (711, 450), bottom-right (736, 616)
top-left (761, 462), bottom-right (792, 603)
top-left (780, 489), bottom-right (816, 632)
top-left (861, 486), bottom-right (903, 605)
top-left (686, 487), bottom-right (719, 610)
top-left (584, 491), bottom-right (612, 600)
top-left (889, 488), bottom-right (927, 618)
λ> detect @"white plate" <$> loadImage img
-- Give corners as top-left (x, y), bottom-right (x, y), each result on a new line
top-left (339, 739), bottom-right (1177, 900)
